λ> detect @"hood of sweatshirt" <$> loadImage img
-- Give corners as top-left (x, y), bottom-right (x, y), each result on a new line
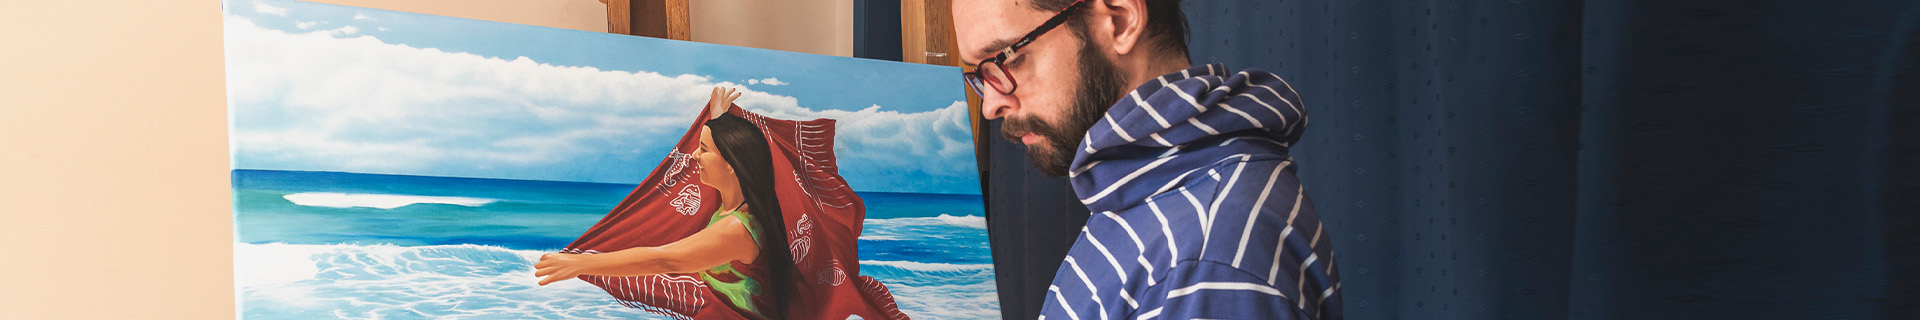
top-left (1069, 64), bottom-right (1308, 212)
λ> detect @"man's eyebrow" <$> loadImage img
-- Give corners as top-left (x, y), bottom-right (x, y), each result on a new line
top-left (964, 37), bottom-right (1021, 67)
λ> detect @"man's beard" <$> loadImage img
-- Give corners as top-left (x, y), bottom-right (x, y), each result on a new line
top-left (1001, 34), bottom-right (1130, 177)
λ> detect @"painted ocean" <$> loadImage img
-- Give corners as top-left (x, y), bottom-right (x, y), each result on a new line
top-left (232, 169), bottom-right (996, 319)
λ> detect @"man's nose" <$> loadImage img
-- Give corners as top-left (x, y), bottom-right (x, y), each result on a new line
top-left (980, 93), bottom-right (1015, 120)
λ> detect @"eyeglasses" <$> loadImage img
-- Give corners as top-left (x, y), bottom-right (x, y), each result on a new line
top-left (962, 0), bottom-right (1087, 96)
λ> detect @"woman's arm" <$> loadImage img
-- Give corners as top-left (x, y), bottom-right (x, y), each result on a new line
top-left (536, 217), bottom-right (761, 286)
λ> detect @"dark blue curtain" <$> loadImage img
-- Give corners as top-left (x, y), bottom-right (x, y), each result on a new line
top-left (853, 0), bottom-right (902, 62)
top-left (984, 119), bottom-right (1094, 319)
top-left (984, 0), bottom-right (1919, 319)
top-left (1185, 0), bottom-right (1585, 318)
top-left (1571, 1), bottom-right (1920, 319)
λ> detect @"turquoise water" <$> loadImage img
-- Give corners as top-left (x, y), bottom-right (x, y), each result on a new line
top-left (232, 170), bottom-right (996, 319)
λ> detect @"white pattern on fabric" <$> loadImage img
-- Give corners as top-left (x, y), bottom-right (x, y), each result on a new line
top-left (1042, 65), bottom-right (1342, 320)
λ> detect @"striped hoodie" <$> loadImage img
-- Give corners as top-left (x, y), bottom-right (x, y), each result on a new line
top-left (1039, 64), bottom-right (1342, 320)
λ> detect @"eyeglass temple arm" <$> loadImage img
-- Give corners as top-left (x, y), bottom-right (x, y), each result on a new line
top-left (1009, 0), bottom-right (1087, 50)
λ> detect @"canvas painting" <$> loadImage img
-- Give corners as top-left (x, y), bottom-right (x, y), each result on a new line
top-left (224, 0), bottom-right (995, 318)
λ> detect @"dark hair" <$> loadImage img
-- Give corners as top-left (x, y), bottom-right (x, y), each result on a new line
top-left (704, 114), bottom-right (795, 319)
top-left (1029, 0), bottom-right (1189, 60)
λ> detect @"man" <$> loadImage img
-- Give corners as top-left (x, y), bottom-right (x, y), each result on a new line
top-left (953, 0), bottom-right (1342, 319)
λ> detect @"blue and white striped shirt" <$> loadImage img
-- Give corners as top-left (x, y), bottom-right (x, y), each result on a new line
top-left (1040, 64), bottom-right (1341, 320)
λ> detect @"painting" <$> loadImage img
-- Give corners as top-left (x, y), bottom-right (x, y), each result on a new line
top-left (224, 0), bottom-right (995, 318)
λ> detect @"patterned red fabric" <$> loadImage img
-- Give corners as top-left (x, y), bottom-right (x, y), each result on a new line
top-left (560, 104), bottom-right (909, 320)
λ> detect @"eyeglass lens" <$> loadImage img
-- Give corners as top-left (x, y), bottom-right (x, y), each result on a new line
top-left (977, 61), bottom-right (1014, 95)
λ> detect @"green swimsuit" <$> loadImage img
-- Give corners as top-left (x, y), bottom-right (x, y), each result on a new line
top-left (699, 207), bottom-right (766, 318)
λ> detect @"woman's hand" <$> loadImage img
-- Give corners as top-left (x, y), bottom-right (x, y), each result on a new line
top-left (707, 86), bottom-right (742, 120)
top-left (534, 253), bottom-right (599, 286)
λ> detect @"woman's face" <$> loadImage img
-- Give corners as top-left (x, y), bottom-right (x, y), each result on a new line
top-left (696, 127), bottom-right (737, 190)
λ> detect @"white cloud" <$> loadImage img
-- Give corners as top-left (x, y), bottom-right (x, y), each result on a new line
top-left (749, 77), bottom-right (787, 86)
top-left (295, 21), bottom-right (321, 29)
top-left (323, 26), bottom-right (359, 35)
top-left (732, 99), bottom-right (977, 181)
top-left (225, 15), bottom-right (974, 191)
top-left (228, 15), bottom-right (708, 176)
top-left (353, 13), bottom-right (375, 21)
top-left (254, 1), bottom-right (287, 16)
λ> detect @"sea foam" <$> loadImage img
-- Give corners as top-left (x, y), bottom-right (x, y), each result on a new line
top-left (861, 260), bottom-right (994, 273)
top-left (235, 243), bottom-right (998, 319)
top-left (862, 261), bottom-right (1000, 320)
top-left (234, 242), bottom-right (327, 287)
top-left (282, 192), bottom-right (497, 209)
top-left (865, 214), bottom-right (986, 229)
top-left (237, 243), bottom-right (659, 319)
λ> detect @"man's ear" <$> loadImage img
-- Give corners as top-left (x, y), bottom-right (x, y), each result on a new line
top-left (1090, 0), bottom-right (1149, 56)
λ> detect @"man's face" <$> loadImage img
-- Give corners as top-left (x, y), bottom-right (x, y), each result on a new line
top-left (954, 0), bottom-right (1129, 176)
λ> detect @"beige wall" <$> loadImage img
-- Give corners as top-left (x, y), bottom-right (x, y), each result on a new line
top-left (0, 0), bottom-right (848, 318)
top-left (308, 0), bottom-right (611, 32)
top-left (691, 0), bottom-right (854, 57)
top-left (1, 0), bottom-right (230, 318)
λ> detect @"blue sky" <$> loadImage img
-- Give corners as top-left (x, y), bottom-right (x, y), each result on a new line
top-left (225, 0), bottom-right (979, 195)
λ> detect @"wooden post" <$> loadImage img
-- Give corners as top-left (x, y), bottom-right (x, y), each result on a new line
top-left (606, 0), bottom-right (630, 34)
top-left (901, 0), bottom-right (957, 66)
top-left (605, 0), bottom-right (689, 40)
top-left (903, 0), bottom-right (988, 175)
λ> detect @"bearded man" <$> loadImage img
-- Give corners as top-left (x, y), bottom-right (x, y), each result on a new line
top-left (954, 0), bottom-right (1343, 318)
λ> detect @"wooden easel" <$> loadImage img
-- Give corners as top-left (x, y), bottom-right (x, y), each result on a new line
top-left (603, 0), bottom-right (990, 178)
top-left (604, 0), bottom-right (690, 40)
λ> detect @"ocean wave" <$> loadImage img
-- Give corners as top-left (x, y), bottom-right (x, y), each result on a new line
top-left (858, 214), bottom-right (991, 244)
top-left (863, 264), bottom-right (1001, 320)
top-left (282, 192), bottom-right (498, 209)
top-left (237, 243), bottom-right (660, 319)
top-left (861, 260), bottom-right (993, 273)
top-left (856, 235), bottom-right (903, 241)
top-left (234, 243), bottom-right (998, 319)
top-left (235, 243), bottom-right (538, 286)
top-left (234, 243), bottom-right (326, 287)
top-left (859, 260), bottom-right (996, 290)
top-left (882, 281), bottom-right (1002, 320)
top-left (865, 214), bottom-right (986, 229)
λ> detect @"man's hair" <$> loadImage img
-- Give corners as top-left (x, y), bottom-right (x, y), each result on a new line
top-left (1028, 0), bottom-right (1189, 60)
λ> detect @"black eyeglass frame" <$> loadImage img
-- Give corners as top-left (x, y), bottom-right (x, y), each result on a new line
top-left (961, 0), bottom-right (1088, 96)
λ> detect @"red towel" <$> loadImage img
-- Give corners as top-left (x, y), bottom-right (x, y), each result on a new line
top-left (560, 103), bottom-right (910, 320)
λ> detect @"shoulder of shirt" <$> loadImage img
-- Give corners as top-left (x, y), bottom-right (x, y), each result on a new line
top-left (1122, 148), bottom-right (1293, 240)
top-left (1199, 152), bottom-right (1298, 246)
top-left (1152, 259), bottom-right (1299, 299)
top-left (1122, 139), bottom-right (1293, 214)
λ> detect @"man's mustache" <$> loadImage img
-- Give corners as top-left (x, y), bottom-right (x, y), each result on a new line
top-left (1001, 115), bottom-right (1044, 143)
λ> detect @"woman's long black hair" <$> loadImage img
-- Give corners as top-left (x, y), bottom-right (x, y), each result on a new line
top-left (704, 114), bottom-right (795, 319)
